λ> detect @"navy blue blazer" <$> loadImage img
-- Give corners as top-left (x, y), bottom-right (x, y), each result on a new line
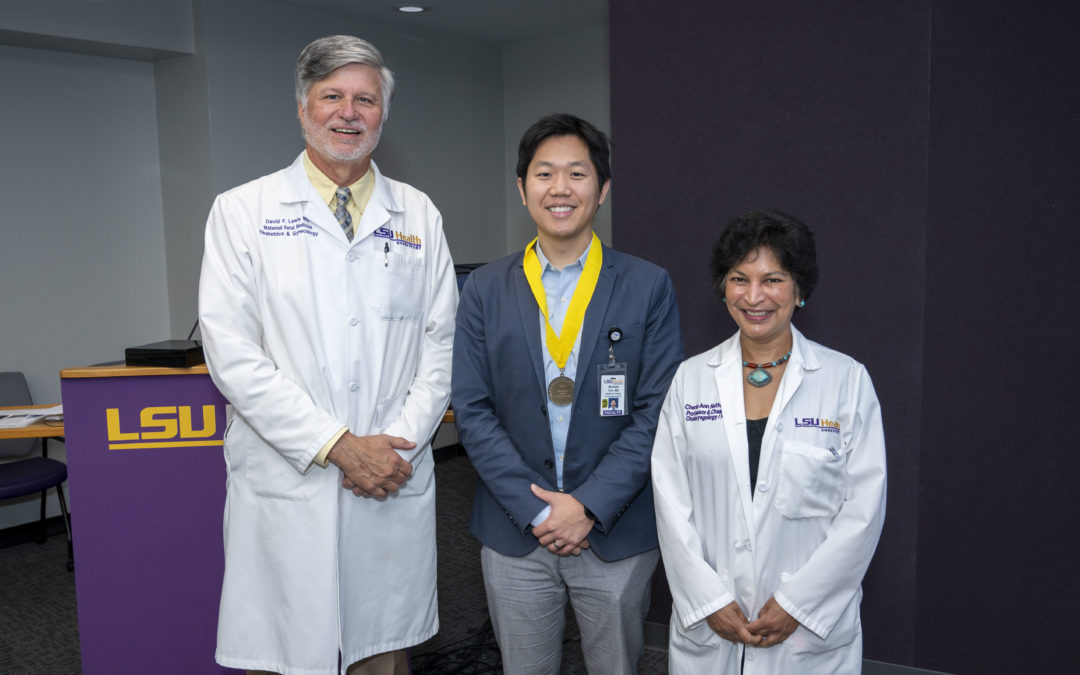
top-left (452, 244), bottom-right (684, 561)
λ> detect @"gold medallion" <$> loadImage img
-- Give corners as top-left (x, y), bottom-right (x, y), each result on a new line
top-left (548, 375), bottom-right (575, 406)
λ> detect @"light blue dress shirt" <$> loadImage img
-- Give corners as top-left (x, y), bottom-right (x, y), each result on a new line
top-left (530, 241), bottom-right (591, 527)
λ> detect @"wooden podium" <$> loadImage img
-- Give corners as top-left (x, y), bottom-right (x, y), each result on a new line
top-left (60, 364), bottom-right (238, 675)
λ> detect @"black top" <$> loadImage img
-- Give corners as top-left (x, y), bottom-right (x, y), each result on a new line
top-left (747, 417), bottom-right (768, 497)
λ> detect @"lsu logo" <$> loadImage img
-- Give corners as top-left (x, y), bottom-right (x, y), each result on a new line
top-left (794, 417), bottom-right (841, 434)
top-left (374, 226), bottom-right (423, 250)
top-left (106, 405), bottom-right (224, 450)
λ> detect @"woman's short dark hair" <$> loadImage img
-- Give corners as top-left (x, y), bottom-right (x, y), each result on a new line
top-left (710, 209), bottom-right (818, 308)
top-left (516, 114), bottom-right (612, 189)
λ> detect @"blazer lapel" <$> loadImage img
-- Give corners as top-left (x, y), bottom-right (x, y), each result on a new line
top-left (573, 245), bottom-right (615, 393)
top-left (513, 254), bottom-right (548, 396)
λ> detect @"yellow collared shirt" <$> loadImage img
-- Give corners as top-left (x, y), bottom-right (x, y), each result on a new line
top-left (301, 150), bottom-right (375, 231)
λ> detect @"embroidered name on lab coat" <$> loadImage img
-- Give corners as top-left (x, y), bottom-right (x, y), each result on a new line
top-left (684, 402), bottom-right (723, 422)
top-left (259, 217), bottom-right (319, 238)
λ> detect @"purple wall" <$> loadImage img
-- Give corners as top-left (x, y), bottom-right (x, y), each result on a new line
top-left (916, 1), bottom-right (1080, 671)
top-left (611, 0), bottom-right (1079, 671)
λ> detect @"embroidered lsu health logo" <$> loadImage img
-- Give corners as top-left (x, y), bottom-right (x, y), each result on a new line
top-left (794, 416), bottom-right (841, 434)
top-left (106, 405), bottom-right (224, 450)
top-left (684, 402), bottom-right (722, 422)
top-left (374, 226), bottom-right (422, 250)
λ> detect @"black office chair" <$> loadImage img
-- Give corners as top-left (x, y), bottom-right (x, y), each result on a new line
top-left (0, 371), bottom-right (73, 570)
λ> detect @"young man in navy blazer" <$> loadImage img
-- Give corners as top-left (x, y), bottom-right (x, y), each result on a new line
top-left (452, 114), bottom-right (684, 674)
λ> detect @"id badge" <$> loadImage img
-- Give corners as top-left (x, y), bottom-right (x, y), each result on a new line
top-left (598, 362), bottom-right (628, 416)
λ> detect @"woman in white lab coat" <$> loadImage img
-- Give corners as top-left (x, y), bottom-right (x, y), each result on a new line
top-left (652, 209), bottom-right (886, 674)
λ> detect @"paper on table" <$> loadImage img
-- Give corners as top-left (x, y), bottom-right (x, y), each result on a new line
top-left (0, 414), bottom-right (43, 428)
top-left (0, 405), bottom-right (62, 416)
top-left (0, 404), bottom-right (63, 428)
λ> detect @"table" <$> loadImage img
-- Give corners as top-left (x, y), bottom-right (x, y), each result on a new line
top-left (0, 403), bottom-right (65, 440)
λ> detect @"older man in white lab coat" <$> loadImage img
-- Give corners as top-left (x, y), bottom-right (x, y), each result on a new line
top-left (198, 35), bottom-right (456, 675)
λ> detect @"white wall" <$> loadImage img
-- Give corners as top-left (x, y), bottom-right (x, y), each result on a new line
top-left (154, 11), bottom-right (214, 338)
top-left (199, 0), bottom-right (508, 264)
top-left (0, 45), bottom-right (172, 400)
top-left (502, 25), bottom-right (612, 252)
top-left (0, 45), bottom-right (172, 528)
top-left (0, 0), bottom-right (194, 56)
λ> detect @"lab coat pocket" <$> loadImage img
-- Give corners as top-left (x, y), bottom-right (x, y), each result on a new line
top-left (784, 593), bottom-right (861, 655)
top-left (673, 614), bottom-right (726, 649)
top-left (372, 394), bottom-right (408, 435)
top-left (774, 440), bottom-right (845, 519)
top-left (238, 421), bottom-right (326, 501)
top-left (221, 409), bottom-right (236, 474)
top-left (669, 619), bottom-right (737, 675)
top-left (373, 393), bottom-right (424, 483)
top-left (375, 250), bottom-right (426, 322)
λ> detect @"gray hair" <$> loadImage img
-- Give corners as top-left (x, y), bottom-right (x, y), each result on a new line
top-left (295, 35), bottom-right (395, 121)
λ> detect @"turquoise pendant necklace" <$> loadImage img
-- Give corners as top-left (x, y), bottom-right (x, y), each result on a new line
top-left (743, 351), bottom-right (791, 387)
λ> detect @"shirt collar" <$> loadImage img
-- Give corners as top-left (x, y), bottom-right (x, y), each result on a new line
top-left (301, 150), bottom-right (374, 210)
top-left (534, 238), bottom-right (593, 274)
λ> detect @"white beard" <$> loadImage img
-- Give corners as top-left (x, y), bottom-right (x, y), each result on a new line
top-left (301, 110), bottom-right (382, 163)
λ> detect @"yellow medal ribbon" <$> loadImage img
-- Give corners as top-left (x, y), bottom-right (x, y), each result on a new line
top-left (522, 233), bottom-right (603, 372)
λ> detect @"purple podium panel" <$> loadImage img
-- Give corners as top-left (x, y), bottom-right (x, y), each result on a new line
top-left (61, 369), bottom-right (240, 675)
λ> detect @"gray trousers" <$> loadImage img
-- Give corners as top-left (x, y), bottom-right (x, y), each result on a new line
top-left (481, 544), bottom-right (659, 675)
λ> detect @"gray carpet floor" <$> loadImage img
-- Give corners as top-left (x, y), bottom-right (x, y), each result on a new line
top-left (0, 454), bottom-right (667, 674)
top-left (0, 533), bottom-right (81, 673)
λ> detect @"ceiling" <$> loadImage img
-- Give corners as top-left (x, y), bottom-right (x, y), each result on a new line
top-left (280, 0), bottom-right (608, 44)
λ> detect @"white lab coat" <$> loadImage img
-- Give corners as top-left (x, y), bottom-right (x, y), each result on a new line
top-left (198, 154), bottom-right (457, 675)
top-left (652, 326), bottom-right (886, 674)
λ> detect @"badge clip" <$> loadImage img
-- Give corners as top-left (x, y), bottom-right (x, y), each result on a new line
top-left (606, 326), bottom-right (622, 364)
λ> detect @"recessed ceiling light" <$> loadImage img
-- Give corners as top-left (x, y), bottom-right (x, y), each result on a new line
top-left (394, 5), bottom-right (429, 13)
